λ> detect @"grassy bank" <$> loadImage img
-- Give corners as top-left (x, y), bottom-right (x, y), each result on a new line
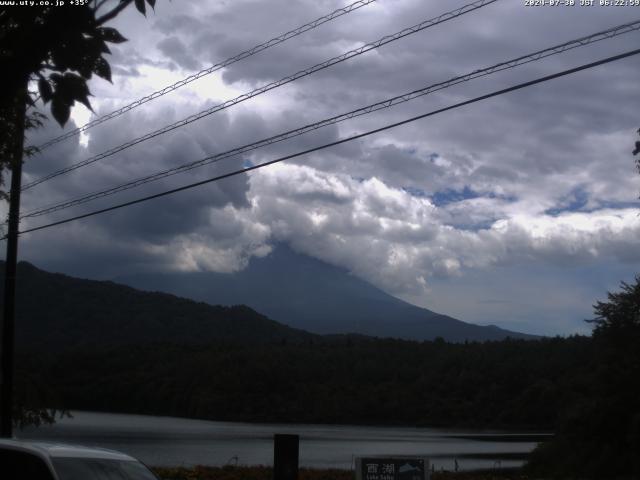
top-left (152, 466), bottom-right (529, 480)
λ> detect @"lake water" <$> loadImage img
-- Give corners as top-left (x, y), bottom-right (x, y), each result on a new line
top-left (18, 411), bottom-right (549, 472)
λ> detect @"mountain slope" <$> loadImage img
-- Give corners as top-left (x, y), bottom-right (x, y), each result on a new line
top-left (0, 260), bottom-right (316, 352)
top-left (118, 245), bottom-right (536, 341)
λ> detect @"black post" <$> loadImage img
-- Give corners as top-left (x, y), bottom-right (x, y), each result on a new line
top-left (1, 83), bottom-right (27, 438)
top-left (273, 434), bottom-right (299, 480)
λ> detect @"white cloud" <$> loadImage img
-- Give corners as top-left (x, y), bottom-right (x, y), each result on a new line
top-left (15, 0), bottom-right (640, 334)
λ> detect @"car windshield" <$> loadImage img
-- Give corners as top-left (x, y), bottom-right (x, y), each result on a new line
top-left (51, 457), bottom-right (158, 480)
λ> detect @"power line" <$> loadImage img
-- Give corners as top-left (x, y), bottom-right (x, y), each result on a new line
top-left (13, 47), bottom-right (640, 238)
top-left (20, 19), bottom-right (640, 219)
top-left (35, 0), bottom-right (378, 151)
top-left (22, 0), bottom-right (499, 191)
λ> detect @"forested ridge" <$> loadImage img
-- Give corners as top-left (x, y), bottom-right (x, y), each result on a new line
top-left (18, 336), bottom-right (591, 430)
top-left (3, 260), bottom-right (598, 431)
top-left (3, 261), bottom-right (316, 351)
top-left (4, 258), bottom-right (533, 347)
top-left (6, 261), bottom-right (640, 477)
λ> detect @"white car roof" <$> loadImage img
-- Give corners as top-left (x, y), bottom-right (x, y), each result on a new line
top-left (0, 438), bottom-right (135, 461)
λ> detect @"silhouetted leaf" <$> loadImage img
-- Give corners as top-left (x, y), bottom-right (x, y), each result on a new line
top-left (48, 73), bottom-right (93, 115)
top-left (93, 57), bottom-right (112, 83)
top-left (77, 57), bottom-right (94, 79)
top-left (134, 0), bottom-right (146, 15)
top-left (74, 89), bottom-right (93, 111)
top-left (51, 98), bottom-right (70, 126)
top-left (99, 40), bottom-right (111, 54)
top-left (0, 0), bottom-right (157, 201)
top-left (51, 43), bottom-right (74, 71)
top-left (97, 27), bottom-right (127, 44)
top-left (61, 73), bottom-right (93, 111)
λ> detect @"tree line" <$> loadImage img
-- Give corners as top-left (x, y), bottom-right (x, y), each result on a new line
top-left (17, 335), bottom-right (592, 430)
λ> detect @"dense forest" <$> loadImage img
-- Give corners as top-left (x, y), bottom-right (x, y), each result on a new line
top-left (526, 278), bottom-right (640, 478)
top-left (17, 336), bottom-right (592, 430)
top-left (5, 261), bottom-right (639, 477)
top-left (6, 261), bottom-right (316, 351)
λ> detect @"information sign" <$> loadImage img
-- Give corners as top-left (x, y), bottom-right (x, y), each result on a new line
top-left (355, 456), bottom-right (430, 480)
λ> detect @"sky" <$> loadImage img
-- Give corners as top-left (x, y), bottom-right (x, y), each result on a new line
top-left (8, 0), bottom-right (640, 336)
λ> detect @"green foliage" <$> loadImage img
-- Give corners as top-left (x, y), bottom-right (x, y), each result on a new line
top-left (0, 0), bottom-right (158, 427)
top-left (0, 0), bottom-right (157, 195)
top-left (526, 276), bottom-right (640, 479)
top-left (151, 466), bottom-right (526, 480)
top-left (591, 276), bottom-right (640, 333)
top-left (13, 356), bottom-right (71, 430)
top-left (16, 336), bottom-right (593, 430)
top-left (152, 466), bottom-right (353, 480)
top-left (3, 260), bottom-right (595, 431)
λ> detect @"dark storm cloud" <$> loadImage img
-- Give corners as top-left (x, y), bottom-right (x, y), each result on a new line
top-left (12, 0), bottom-right (640, 335)
top-left (157, 36), bottom-right (201, 71)
top-left (21, 97), bottom-right (254, 245)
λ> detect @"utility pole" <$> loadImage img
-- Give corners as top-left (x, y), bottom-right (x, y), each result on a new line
top-left (1, 82), bottom-right (27, 438)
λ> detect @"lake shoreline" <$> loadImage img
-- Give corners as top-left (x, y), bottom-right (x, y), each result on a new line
top-left (18, 411), bottom-right (543, 471)
top-left (152, 465), bottom-right (529, 480)
top-left (34, 409), bottom-right (555, 435)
